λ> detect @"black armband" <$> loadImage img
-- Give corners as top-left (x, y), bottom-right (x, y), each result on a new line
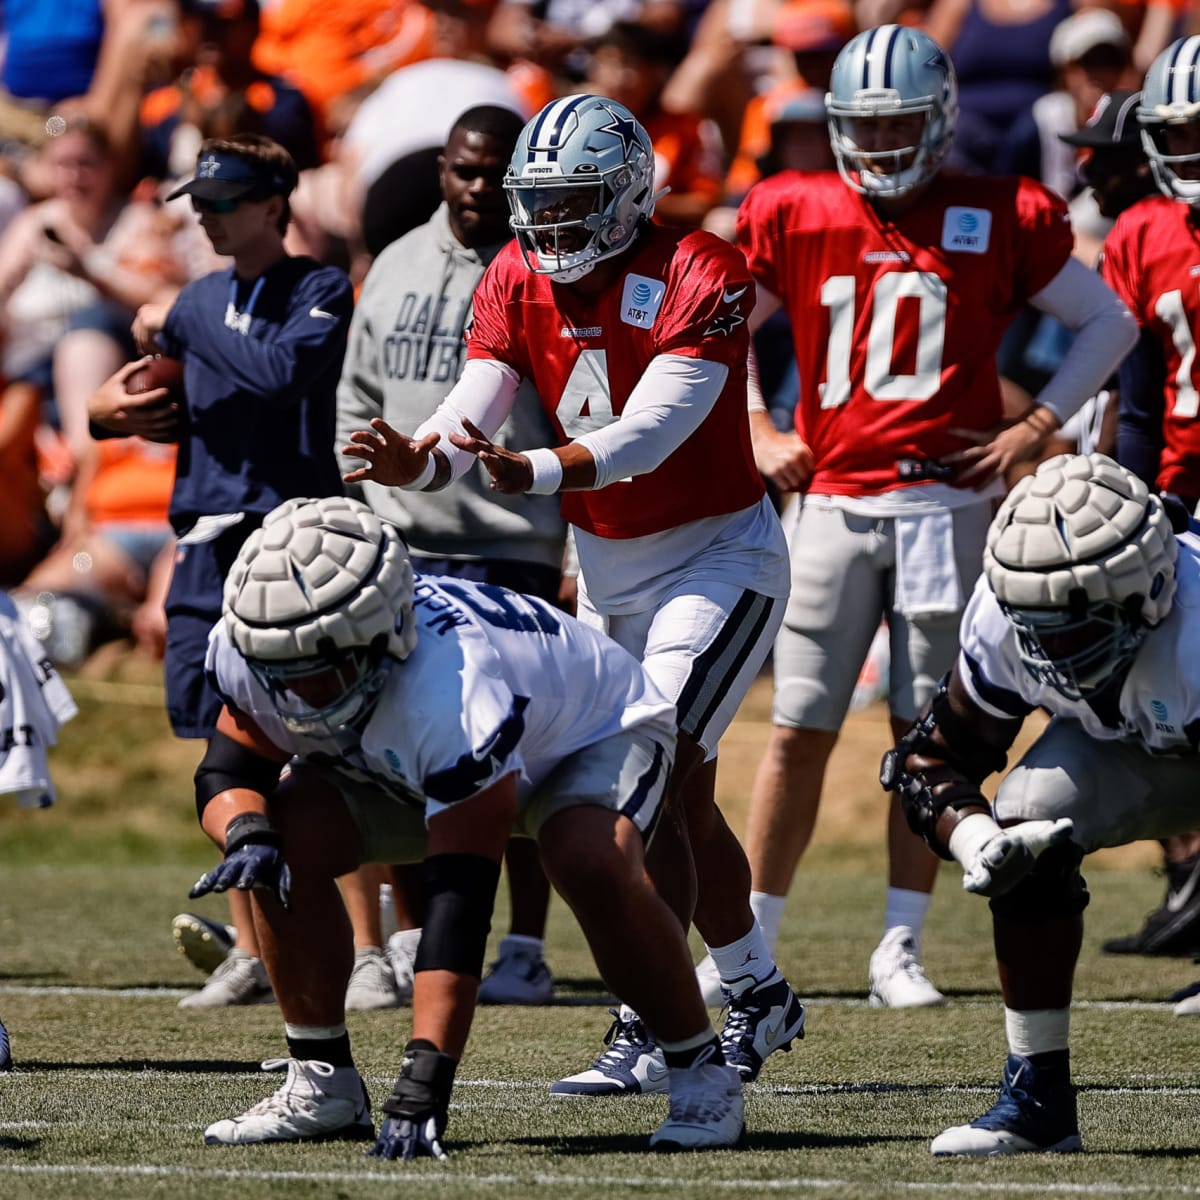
top-left (223, 811), bottom-right (283, 854)
top-left (383, 1039), bottom-right (458, 1121)
top-left (414, 853), bottom-right (501, 978)
top-left (194, 730), bottom-right (285, 821)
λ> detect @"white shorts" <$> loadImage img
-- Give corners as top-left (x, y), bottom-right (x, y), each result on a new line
top-left (995, 718), bottom-right (1200, 851)
top-left (578, 579), bottom-right (785, 761)
top-left (772, 500), bottom-right (991, 730)
top-left (297, 727), bottom-right (674, 863)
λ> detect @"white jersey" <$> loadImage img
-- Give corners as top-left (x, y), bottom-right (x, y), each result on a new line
top-left (958, 532), bottom-right (1200, 753)
top-left (206, 575), bottom-right (677, 819)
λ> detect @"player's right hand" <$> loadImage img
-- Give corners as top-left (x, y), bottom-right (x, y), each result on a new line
top-left (366, 1114), bottom-right (449, 1161)
top-left (342, 418), bottom-right (440, 487)
top-left (950, 812), bottom-right (1074, 896)
top-left (189, 839), bottom-right (291, 909)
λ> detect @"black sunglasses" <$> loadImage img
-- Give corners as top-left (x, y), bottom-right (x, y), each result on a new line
top-left (191, 191), bottom-right (271, 215)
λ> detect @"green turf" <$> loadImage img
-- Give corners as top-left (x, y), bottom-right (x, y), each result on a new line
top-left (1, 861), bottom-right (1199, 1200)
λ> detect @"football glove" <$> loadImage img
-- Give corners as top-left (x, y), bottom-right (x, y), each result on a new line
top-left (190, 813), bottom-right (291, 908)
top-left (366, 1040), bottom-right (457, 1161)
top-left (367, 1113), bottom-right (448, 1161)
top-left (949, 812), bottom-right (1075, 897)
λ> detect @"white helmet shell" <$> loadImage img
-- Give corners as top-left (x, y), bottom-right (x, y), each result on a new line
top-left (224, 496), bottom-right (417, 665)
top-left (826, 24), bottom-right (958, 198)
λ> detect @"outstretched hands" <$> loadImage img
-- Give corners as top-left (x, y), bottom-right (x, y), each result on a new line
top-left (950, 812), bottom-right (1075, 897)
top-left (447, 418), bottom-right (533, 494)
top-left (342, 418), bottom-right (441, 487)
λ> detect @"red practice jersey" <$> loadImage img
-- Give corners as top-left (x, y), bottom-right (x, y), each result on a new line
top-left (466, 225), bottom-right (765, 538)
top-left (737, 172), bottom-right (1073, 496)
top-left (1102, 195), bottom-right (1200, 498)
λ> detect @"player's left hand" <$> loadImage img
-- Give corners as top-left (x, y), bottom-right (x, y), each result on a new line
top-left (366, 1114), bottom-right (449, 1161)
top-left (341, 418), bottom-right (441, 487)
top-left (944, 415), bottom-right (1055, 488)
top-left (189, 827), bottom-right (291, 908)
top-left (449, 418), bottom-right (533, 494)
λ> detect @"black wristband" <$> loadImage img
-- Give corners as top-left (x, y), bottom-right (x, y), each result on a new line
top-left (223, 812), bottom-right (282, 854)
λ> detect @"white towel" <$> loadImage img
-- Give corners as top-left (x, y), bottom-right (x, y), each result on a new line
top-left (893, 510), bottom-right (963, 617)
top-left (0, 592), bottom-right (77, 807)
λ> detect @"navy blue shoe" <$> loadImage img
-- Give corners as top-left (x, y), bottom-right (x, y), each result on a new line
top-left (932, 1052), bottom-right (1082, 1156)
top-left (719, 969), bottom-right (806, 1082)
top-left (0, 1016), bottom-right (11, 1071)
top-left (550, 1009), bottom-right (668, 1096)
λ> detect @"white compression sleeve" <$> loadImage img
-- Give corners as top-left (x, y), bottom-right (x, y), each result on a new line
top-left (412, 357), bottom-right (522, 483)
top-left (574, 355), bottom-right (729, 490)
top-left (1028, 257), bottom-right (1138, 425)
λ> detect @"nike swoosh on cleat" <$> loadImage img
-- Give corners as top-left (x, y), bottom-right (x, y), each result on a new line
top-left (1166, 857), bottom-right (1200, 912)
top-left (644, 1060), bottom-right (669, 1083)
top-left (722, 286), bottom-right (748, 303)
top-left (310, 306), bottom-right (337, 321)
top-left (761, 1012), bottom-right (789, 1050)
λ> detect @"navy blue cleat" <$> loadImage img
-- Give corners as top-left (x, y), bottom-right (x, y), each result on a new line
top-left (932, 1051), bottom-right (1082, 1156)
top-left (718, 968), bottom-right (806, 1082)
top-left (0, 1015), bottom-right (11, 1071)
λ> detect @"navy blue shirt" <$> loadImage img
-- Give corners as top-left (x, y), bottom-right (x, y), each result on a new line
top-left (160, 255), bottom-right (352, 530)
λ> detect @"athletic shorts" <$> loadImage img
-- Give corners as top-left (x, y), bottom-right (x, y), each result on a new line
top-left (995, 718), bottom-right (1200, 852)
top-left (304, 727), bottom-right (673, 864)
top-left (772, 501), bottom-right (991, 730)
top-left (578, 579), bottom-right (784, 762)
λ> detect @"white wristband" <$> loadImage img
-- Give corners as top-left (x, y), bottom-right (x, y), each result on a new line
top-left (525, 447), bottom-right (563, 494)
top-left (947, 811), bottom-right (1002, 868)
top-left (399, 454), bottom-right (437, 491)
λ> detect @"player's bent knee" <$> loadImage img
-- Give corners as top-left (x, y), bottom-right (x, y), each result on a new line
top-left (415, 854), bottom-right (502, 978)
top-left (988, 840), bottom-right (1089, 924)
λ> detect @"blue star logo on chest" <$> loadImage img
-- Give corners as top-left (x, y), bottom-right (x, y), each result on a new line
top-left (598, 108), bottom-right (642, 159)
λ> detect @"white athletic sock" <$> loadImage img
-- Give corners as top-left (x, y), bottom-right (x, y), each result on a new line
top-left (284, 1022), bottom-right (348, 1040)
top-left (706, 922), bottom-right (775, 996)
top-left (749, 891), bottom-right (786, 955)
top-left (883, 887), bottom-right (932, 939)
top-left (1004, 1007), bottom-right (1070, 1057)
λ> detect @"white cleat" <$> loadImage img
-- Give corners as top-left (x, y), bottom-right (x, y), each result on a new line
top-left (179, 949), bottom-right (273, 1008)
top-left (172, 912), bottom-right (236, 975)
top-left (868, 927), bottom-right (945, 1008)
top-left (204, 1058), bottom-right (374, 1145)
top-left (345, 946), bottom-right (402, 1011)
top-left (649, 1062), bottom-right (745, 1151)
top-left (386, 928), bottom-right (421, 1003)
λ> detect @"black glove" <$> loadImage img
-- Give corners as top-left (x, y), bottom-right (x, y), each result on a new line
top-left (365, 1040), bottom-right (458, 1161)
top-left (190, 813), bottom-right (291, 908)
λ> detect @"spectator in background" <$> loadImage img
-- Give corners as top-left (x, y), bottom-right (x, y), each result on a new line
top-left (926, 0), bottom-right (1072, 174)
top-left (139, 0), bottom-right (321, 185)
top-left (335, 103), bottom-right (569, 1005)
top-left (0, 118), bottom-right (188, 468)
top-left (16, 430), bottom-right (176, 666)
top-left (584, 22), bottom-right (723, 227)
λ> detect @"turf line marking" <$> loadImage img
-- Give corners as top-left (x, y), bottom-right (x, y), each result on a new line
top-left (0, 1165), bottom-right (1197, 1194)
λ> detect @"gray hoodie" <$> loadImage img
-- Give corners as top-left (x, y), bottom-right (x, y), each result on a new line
top-left (336, 203), bottom-right (566, 569)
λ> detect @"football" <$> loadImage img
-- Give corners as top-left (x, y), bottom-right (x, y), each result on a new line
top-left (124, 355), bottom-right (185, 399)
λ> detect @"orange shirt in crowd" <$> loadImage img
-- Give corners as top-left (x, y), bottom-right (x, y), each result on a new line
top-left (86, 440), bottom-right (177, 529)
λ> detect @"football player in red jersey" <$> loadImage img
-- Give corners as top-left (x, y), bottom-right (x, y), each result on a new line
top-left (342, 94), bottom-right (807, 1098)
top-left (731, 24), bottom-right (1137, 1008)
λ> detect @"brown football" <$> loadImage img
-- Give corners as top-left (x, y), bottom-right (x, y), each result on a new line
top-left (125, 355), bottom-right (185, 398)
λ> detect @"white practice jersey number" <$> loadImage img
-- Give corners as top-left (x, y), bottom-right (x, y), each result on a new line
top-left (819, 272), bottom-right (947, 409)
top-left (1154, 290), bottom-right (1200, 418)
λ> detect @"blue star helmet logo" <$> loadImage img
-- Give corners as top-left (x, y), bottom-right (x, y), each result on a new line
top-left (597, 106), bottom-right (644, 160)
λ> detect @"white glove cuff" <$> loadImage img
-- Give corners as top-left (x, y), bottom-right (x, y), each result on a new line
top-left (948, 811), bottom-right (1003, 868)
top-left (525, 447), bottom-right (563, 494)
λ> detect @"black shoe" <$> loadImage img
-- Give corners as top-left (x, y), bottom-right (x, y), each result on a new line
top-left (1102, 853), bottom-right (1200, 956)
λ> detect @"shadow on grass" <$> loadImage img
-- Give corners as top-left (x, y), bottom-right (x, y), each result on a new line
top-left (507, 1128), bottom-right (921, 1155)
top-left (22, 1058), bottom-right (257, 1073)
top-left (0, 970), bottom-right (69, 983)
top-left (0, 1137), bottom-right (41, 1151)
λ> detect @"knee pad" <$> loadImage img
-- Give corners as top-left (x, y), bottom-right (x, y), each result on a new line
top-left (989, 840), bottom-right (1089, 924)
top-left (414, 854), bottom-right (502, 978)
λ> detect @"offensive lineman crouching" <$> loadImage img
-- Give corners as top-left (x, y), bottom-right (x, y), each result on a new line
top-left (189, 496), bottom-right (744, 1155)
top-left (881, 453), bottom-right (1200, 1156)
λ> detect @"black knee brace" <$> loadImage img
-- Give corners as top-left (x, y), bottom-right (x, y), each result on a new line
top-left (414, 853), bottom-right (501, 978)
top-left (988, 840), bottom-right (1089, 924)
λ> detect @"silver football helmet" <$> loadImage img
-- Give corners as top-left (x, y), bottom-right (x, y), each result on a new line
top-left (224, 496), bottom-right (417, 734)
top-left (505, 94), bottom-right (657, 283)
top-left (1138, 36), bottom-right (1200, 204)
top-left (983, 454), bottom-right (1177, 701)
top-left (826, 24), bottom-right (957, 198)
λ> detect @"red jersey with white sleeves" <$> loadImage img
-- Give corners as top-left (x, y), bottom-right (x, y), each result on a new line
top-left (737, 171), bottom-right (1073, 496)
top-left (1102, 195), bottom-right (1200, 498)
top-left (465, 224), bottom-right (765, 538)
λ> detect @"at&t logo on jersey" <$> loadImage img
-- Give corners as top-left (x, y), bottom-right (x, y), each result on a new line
top-left (941, 207), bottom-right (992, 255)
top-left (1150, 698), bottom-right (1176, 733)
top-left (620, 274), bottom-right (666, 328)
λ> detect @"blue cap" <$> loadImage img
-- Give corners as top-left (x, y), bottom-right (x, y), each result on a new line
top-left (166, 150), bottom-right (289, 202)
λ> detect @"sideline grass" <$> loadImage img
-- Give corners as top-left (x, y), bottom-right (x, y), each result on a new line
top-left (2, 864), bottom-right (1199, 1200)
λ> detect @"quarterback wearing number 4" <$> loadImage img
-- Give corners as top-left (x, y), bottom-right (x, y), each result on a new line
top-left (730, 24), bottom-right (1137, 1009)
top-left (343, 94), bottom-right (806, 1099)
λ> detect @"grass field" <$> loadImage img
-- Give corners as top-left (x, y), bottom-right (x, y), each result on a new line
top-left (1, 659), bottom-right (1199, 1199)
